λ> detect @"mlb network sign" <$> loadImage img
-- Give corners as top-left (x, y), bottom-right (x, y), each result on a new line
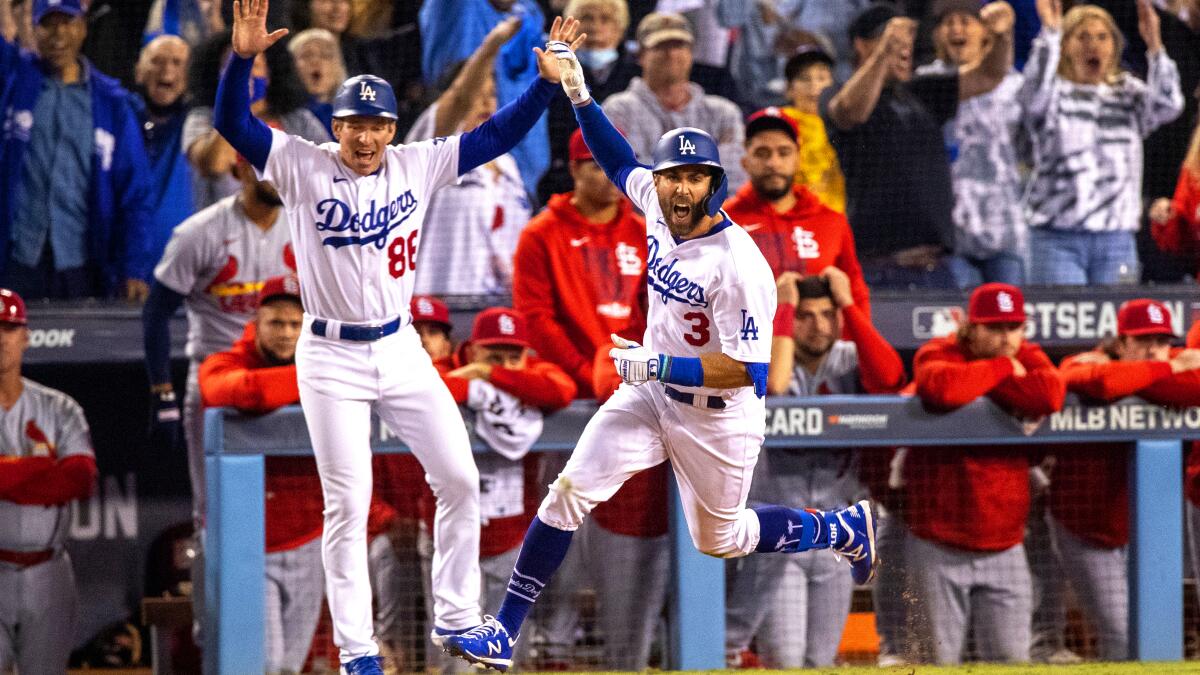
top-left (913, 299), bottom-right (1193, 342)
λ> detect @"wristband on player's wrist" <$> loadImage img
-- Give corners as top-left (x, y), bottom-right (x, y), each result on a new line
top-left (657, 354), bottom-right (704, 387)
top-left (774, 303), bottom-right (794, 338)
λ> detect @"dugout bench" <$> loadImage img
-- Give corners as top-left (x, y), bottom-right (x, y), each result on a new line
top-left (203, 394), bottom-right (1193, 674)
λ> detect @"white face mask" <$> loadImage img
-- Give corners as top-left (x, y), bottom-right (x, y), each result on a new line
top-left (578, 48), bottom-right (619, 70)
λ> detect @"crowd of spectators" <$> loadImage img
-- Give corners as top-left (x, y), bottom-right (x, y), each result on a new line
top-left (0, 0), bottom-right (1198, 301)
top-left (6, 0), bottom-right (1200, 672)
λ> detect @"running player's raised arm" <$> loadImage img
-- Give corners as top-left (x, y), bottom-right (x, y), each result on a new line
top-left (213, 0), bottom-right (288, 171)
top-left (457, 17), bottom-right (586, 176)
top-left (572, 101), bottom-right (645, 199)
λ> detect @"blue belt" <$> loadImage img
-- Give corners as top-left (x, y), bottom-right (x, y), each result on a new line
top-left (663, 385), bottom-right (725, 410)
top-left (311, 316), bottom-right (403, 342)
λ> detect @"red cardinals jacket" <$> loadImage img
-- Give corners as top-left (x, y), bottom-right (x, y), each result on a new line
top-left (908, 337), bottom-right (1065, 551)
top-left (724, 183), bottom-right (870, 315)
top-left (513, 193), bottom-right (669, 538)
top-left (1151, 166), bottom-right (1200, 277)
top-left (1177, 323), bottom-right (1200, 508)
top-left (513, 192), bottom-right (648, 399)
top-left (1057, 347), bottom-right (1200, 546)
top-left (199, 323), bottom-right (325, 553)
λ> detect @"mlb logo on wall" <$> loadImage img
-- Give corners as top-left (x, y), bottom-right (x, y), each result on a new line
top-left (912, 306), bottom-right (964, 339)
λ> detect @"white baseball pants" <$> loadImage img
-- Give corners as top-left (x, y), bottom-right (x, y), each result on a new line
top-left (297, 322), bottom-right (480, 663)
top-left (538, 382), bottom-right (765, 558)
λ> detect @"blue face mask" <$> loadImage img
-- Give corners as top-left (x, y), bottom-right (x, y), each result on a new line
top-left (577, 48), bottom-right (618, 70)
top-left (250, 76), bottom-right (268, 104)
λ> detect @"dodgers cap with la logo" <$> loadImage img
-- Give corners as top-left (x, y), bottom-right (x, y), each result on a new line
top-left (331, 74), bottom-right (398, 120)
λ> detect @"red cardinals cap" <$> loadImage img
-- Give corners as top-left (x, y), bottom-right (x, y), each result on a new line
top-left (967, 283), bottom-right (1026, 324)
top-left (0, 289), bottom-right (27, 326)
top-left (745, 107), bottom-right (798, 143)
top-left (1117, 299), bottom-right (1176, 337)
top-left (568, 129), bottom-right (593, 162)
top-left (470, 307), bottom-right (530, 348)
top-left (258, 275), bottom-right (302, 307)
top-left (411, 295), bottom-right (452, 329)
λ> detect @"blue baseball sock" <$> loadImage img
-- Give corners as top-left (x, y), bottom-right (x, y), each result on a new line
top-left (496, 516), bottom-right (574, 636)
top-left (753, 505), bottom-right (836, 553)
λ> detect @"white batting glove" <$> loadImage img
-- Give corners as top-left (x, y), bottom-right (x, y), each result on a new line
top-left (547, 40), bottom-right (591, 105)
top-left (609, 333), bottom-right (661, 386)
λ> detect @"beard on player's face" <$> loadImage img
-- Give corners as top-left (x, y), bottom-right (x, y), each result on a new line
top-left (660, 192), bottom-right (704, 237)
top-left (253, 181), bottom-right (284, 207)
top-left (750, 171), bottom-right (793, 202)
top-left (797, 337), bottom-right (835, 359)
top-left (655, 167), bottom-right (714, 237)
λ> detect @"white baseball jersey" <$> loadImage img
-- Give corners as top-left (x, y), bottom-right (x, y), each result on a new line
top-left (622, 168), bottom-right (776, 401)
top-left (257, 128), bottom-right (462, 324)
top-left (404, 104), bottom-right (531, 297)
top-left (0, 379), bottom-right (93, 551)
top-left (155, 195), bottom-right (296, 360)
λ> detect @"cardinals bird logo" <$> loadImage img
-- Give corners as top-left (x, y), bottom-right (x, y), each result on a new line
top-left (25, 420), bottom-right (56, 458)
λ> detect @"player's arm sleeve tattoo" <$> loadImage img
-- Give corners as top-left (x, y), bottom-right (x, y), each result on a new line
top-left (573, 99), bottom-right (647, 197)
top-left (213, 54), bottom-right (273, 172)
top-left (457, 78), bottom-right (558, 176)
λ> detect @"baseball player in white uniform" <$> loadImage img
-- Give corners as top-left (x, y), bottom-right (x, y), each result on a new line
top-left (0, 289), bottom-right (97, 675)
top-left (142, 153), bottom-right (295, 643)
top-left (213, 3), bottom-right (585, 673)
top-left (443, 41), bottom-right (879, 672)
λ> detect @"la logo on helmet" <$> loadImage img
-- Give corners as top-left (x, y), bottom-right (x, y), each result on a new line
top-left (678, 135), bottom-right (696, 155)
top-left (359, 83), bottom-right (377, 101)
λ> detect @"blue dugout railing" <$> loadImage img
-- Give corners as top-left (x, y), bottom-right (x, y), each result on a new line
top-left (203, 393), bottom-right (1197, 674)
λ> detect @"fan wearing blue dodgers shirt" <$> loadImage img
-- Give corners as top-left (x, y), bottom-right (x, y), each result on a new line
top-left (212, 2), bottom-right (586, 674)
top-left (443, 39), bottom-right (880, 673)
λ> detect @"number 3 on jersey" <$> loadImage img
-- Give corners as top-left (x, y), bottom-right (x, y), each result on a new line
top-left (683, 311), bottom-right (709, 346)
top-left (387, 230), bottom-right (419, 278)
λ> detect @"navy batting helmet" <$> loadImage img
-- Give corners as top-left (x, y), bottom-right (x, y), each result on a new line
top-left (651, 127), bottom-right (728, 217)
top-left (331, 75), bottom-right (398, 120)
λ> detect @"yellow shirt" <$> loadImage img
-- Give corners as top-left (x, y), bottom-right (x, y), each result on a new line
top-left (782, 107), bottom-right (846, 213)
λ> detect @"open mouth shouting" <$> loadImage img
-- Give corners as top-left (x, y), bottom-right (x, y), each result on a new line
top-left (354, 148), bottom-right (376, 165)
top-left (670, 199), bottom-right (694, 227)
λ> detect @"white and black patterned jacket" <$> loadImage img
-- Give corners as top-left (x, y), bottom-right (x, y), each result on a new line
top-left (1021, 26), bottom-right (1184, 233)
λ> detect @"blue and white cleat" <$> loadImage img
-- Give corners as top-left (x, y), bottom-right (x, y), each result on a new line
top-left (342, 654), bottom-right (384, 675)
top-left (442, 615), bottom-right (518, 672)
top-left (829, 499), bottom-right (878, 584)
